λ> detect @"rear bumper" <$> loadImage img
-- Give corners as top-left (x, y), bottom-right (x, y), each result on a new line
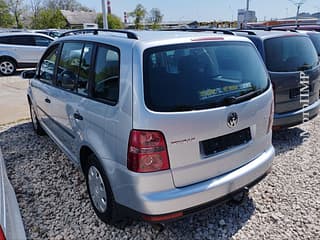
top-left (116, 146), bottom-right (274, 218)
top-left (273, 99), bottom-right (320, 128)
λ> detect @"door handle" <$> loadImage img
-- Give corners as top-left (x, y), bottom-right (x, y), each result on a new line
top-left (73, 112), bottom-right (83, 120)
top-left (45, 98), bottom-right (51, 103)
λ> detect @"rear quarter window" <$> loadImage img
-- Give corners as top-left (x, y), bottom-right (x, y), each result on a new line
top-left (265, 36), bottom-right (319, 72)
top-left (93, 45), bottom-right (120, 104)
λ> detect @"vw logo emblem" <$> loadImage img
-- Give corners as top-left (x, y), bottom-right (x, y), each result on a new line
top-left (227, 112), bottom-right (238, 128)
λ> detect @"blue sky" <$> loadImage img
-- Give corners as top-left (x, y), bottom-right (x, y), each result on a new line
top-left (79, 0), bottom-right (320, 22)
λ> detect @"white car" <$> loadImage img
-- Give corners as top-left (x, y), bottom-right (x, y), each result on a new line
top-left (0, 149), bottom-right (26, 240)
top-left (0, 32), bottom-right (54, 76)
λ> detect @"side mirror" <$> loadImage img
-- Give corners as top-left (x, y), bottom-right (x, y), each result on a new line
top-left (21, 70), bottom-right (36, 79)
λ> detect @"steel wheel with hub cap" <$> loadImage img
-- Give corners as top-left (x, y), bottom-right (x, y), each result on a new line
top-left (88, 165), bottom-right (108, 213)
top-left (85, 154), bottom-right (117, 224)
top-left (0, 58), bottom-right (16, 76)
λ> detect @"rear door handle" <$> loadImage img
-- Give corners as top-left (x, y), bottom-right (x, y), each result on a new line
top-left (45, 98), bottom-right (51, 103)
top-left (73, 112), bottom-right (83, 121)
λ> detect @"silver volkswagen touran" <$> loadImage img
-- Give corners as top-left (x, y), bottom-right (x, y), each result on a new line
top-left (25, 29), bottom-right (275, 223)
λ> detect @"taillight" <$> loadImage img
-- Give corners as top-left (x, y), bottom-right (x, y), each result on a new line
top-left (0, 225), bottom-right (6, 240)
top-left (127, 130), bottom-right (170, 173)
top-left (267, 98), bottom-right (274, 134)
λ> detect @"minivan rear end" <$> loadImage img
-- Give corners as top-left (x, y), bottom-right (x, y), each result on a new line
top-left (246, 32), bottom-right (320, 128)
top-left (116, 35), bottom-right (275, 221)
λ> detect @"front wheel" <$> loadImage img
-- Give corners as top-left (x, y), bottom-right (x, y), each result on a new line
top-left (85, 154), bottom-right (118, 224)
top-left (0, 58), bottom-right (16, 76)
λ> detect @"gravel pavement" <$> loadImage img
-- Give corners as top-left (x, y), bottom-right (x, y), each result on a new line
top-left (0, 116), bottom-right (319, 239)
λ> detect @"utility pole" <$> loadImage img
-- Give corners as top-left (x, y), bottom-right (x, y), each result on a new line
top-left (244, 0), bottom-right (250, 29)
top-left (289, 0), bottom-right (307, 26)
top-left (101, 0), bottom-right (108, 29)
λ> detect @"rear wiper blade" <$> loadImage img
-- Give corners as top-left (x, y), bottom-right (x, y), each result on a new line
top-left (297, 64), bottom-right (312, 71)
top-left (224, 89), bottom-right (263, 104)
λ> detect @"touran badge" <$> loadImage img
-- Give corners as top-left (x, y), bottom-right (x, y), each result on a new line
top-left (227, 112), bottom-right (238, 128)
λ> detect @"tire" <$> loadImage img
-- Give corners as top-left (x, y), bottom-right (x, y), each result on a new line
top-left (0, 58), bottom-right (16, 76)
top-left (84, 154), bottom-right (118, 224)
top-left (229, 189), bottom-right (249, 204)
top-left (29, 100), bottom-right (45, 136)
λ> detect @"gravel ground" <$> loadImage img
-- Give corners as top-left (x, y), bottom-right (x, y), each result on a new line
top-left (0, 117), bottom-right (319, 240)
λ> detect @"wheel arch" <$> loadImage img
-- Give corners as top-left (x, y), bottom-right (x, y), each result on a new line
top-left (80, 145), bottom-right (94, 174)
top-left (0, 55), bottom-right (18, 66)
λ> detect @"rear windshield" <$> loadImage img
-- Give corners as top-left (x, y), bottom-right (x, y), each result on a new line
top-left (143, 41), bottom-right (269, 112)
top-left (309, 33), bottom-right (320, 56)
top-left (265, 36), bottom-right (319, 72)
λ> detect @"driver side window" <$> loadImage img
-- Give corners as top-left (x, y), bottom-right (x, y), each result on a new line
top-left (93, 45), bottom-right (120, 103)
top-left (57, 42), bottom-right (83, 92)
top-left (39, 44), bottom-right (59, 85)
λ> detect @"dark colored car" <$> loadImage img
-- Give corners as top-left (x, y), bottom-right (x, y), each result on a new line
top-left (298, 31), bottom-right (320, 56)
top-left (272, 24), bottom-right (320, 32)
top-left (35, 29), bottom-right (64, 38)
top-left (233, 30), bottom-right (320, 129)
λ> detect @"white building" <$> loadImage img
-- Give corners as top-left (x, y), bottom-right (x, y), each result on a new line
top-left (238, 9), bottom-right (257, 28)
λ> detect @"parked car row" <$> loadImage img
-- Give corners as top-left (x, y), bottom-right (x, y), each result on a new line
top-left (11, 26), bottom-right (320, 225)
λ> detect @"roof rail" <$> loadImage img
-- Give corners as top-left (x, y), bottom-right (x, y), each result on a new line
top-left (232, 30), bottom-right (257, 35)
top-left (161, 28), bottom-right (235, 35)
top-left (60, 29), bottom-right (139, 40)
top-left (268, 23), bottom-right (320, 28)
top-left (0, 29), bottom-right (29, 33)
top-left (267, 28), bottom-right (298, 32)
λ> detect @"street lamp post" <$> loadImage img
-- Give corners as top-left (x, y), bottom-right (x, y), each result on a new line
top-left (289, 0), bottom-right (307, 26)
top-left (101, 0), bottom-right (108, 29)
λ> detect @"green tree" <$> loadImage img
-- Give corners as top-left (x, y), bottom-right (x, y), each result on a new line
top-left (44, 0), bottom-right (90, 11)
top-left (96, 13), bottom-right (123, 29)
top-left (30, 0), bottom-right (42, 20)
top-left (148, 8), bottom-right (163, 30)
top-left (7, 0), bottom-right (24, 28)
top-left (129, 4), bottom-right (147, 29)
top-left (0, 0), bottom-right (14, 27)
top-left (31, 9), bottom-right (67, 29)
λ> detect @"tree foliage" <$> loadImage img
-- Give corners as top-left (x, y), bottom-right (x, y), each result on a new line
top-left (7, 0), bottom-right (24, 28)
top-left (0, 0), bottom-right (14, 27)
top-left (30, 0), bottom-right (42, 19)
top-left (44, 0), bottom-right (90, 11)
top-left (31, 8), bottom-right (67, 29)
top-left (148, 8), bottom-right (163, 29)
top-left (96, 13), bottom-right (123, 29)
top-left (129, 4), bottom-right (147, 29)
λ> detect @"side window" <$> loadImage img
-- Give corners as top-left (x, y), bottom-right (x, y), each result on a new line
top-left (93, 45), bottom-right (120, 103)
top-left (34, 36), bottom-right (52, 47)
top-left (13, 36), bottom-right (35, 46)
top-left (78, 43), bottom-right (94, 96)
top-left (39, 45), bottom-right (59, 85)
top-left (57, 42), bottom-right (83, 92)
top-left (0, 37), bottom-right (11, 44)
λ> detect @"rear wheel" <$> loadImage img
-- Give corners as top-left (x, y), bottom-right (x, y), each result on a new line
top-left (0, 58), bottom-right (16, 76)
top-left (85, 154), bottom-right (118, 224)
top-left (29, 101), bottom-right (45, 136)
